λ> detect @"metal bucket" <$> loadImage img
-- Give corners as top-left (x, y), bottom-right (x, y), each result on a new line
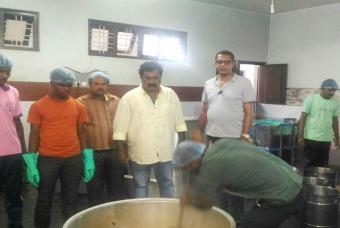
top-left (304, 186), bottom-right (338, 228)
top-left (306, 167), bottom-right (337, 187)
top-left (63, 198), bottom-right (236, 228)
top-left (303, 176), bottom-right (330, 187)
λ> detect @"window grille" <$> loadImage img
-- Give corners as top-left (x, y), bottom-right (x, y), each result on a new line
top-left (0, 8), bottom-right (39, 51)
top-left (89, 19), bottom-right (186, 62)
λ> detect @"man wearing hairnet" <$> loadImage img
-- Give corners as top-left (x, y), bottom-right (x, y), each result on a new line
top-left (0, 54), bottom-right (26, 228)
top-left (24, 68), bottom-right (95, 228)
top-left (173, 135), bottom-right (304, 228)
top-left (298, 79), bottom-right (340, 167)
top-left (77, 71), bottom-right (126, 206)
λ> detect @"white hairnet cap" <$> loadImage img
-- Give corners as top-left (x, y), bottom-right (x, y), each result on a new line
top-left (88, 71), bottom-right (111, 84)
top-left (0, 54), bottom-right (12, 71)
top-left (50, 68), bottom-right (75, 85)
top-left (173, 140), bottom-right (206, 167)
top-left (321, 79), bottom-right (338, 90)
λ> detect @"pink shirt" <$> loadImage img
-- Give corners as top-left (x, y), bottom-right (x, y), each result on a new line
top-left (0, 84), bottom-right (22, 156)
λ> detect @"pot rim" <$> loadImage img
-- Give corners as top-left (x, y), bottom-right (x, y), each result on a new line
top-left (307, 167), bottom-right (336, 174)
top-left (63, 198), bottom-right (236, 228)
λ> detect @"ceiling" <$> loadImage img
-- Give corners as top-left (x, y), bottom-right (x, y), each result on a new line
top-left (193, 0), bottom-right (340, 14)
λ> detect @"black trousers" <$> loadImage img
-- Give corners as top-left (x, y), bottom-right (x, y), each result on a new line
top-left (35, 154), bottom-right (83, 228)
top-left (304, 139), bottom-right (331, 167)
top-left (216, 189), bottom-right (245, 224)
top-left (240, 188), bottom-right (305, 228)
top-left (0, 154), bottom-right (23, 228)
top-left (86, 149), bottom-right (127, 207)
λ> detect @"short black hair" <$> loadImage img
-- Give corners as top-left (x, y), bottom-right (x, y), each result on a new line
top-left (139, 61), bottom-right (163, 77)
top-left (215, 50), bottom-right (235, 62)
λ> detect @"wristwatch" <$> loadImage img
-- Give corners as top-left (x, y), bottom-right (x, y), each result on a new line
top-left (241, 133), bottom-right (251, 139)
top-left (241, 133), bottom-right (253, 144)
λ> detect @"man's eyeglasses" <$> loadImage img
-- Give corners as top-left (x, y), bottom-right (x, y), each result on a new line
top-left (216, 60), bottom-right (232, 65)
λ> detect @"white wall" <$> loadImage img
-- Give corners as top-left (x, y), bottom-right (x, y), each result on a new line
top-left (1, 0), bottom-right (269, 87)
top-left (267, 3), bottom-right (340, 88)
top-left (21, 101), bottom-right (33, 146)
top-left (256, 103), bottom-right (302, 120)
top-left (181, 101), bottom-right (201, 119)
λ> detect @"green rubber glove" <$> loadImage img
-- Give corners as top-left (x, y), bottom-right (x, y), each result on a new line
top-left (82, 149), bottom-right (95, 183)
top-left (23, 153), bottom-right (40, 187)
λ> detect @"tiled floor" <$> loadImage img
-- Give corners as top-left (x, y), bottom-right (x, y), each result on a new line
top-left (0, 185), bottom-right (78, 228)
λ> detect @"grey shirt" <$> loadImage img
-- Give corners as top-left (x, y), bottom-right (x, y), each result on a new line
top-left (202, 74), bottom-right (255, 138)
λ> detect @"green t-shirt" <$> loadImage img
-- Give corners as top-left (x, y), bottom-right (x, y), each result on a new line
top-left (192, 139), bottom-right (302, 205)
top-left (303, 94), bottom-right (340, 141)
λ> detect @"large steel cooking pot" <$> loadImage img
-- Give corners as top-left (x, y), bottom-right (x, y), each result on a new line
top-left (304, 186), bottom-right (338, 228)
top-left (303, 176), bottom-right (330, 187)
top-left (306, 167), bottom-right (337, 187)
top-left (63, 198), bottom-right (236, 228)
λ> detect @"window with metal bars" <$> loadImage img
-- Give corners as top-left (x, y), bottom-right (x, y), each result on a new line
top-left (88, 19), bottom-right (187, 62)
top-left (0, 8), bottom-right (39, 51)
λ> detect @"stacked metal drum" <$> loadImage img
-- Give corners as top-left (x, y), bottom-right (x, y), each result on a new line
top-left (303, 167), bottom-right (338, 228)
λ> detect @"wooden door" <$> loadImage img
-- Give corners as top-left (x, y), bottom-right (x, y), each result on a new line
top-left (257, 64), bottom-right (287, 104)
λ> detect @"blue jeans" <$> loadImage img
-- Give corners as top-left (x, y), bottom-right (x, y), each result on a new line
top-left (129, 161), bottom-right (174, 198)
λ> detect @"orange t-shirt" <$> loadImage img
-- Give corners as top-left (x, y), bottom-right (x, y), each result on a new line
top-left (28, 95), bottom-right (88, 157)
